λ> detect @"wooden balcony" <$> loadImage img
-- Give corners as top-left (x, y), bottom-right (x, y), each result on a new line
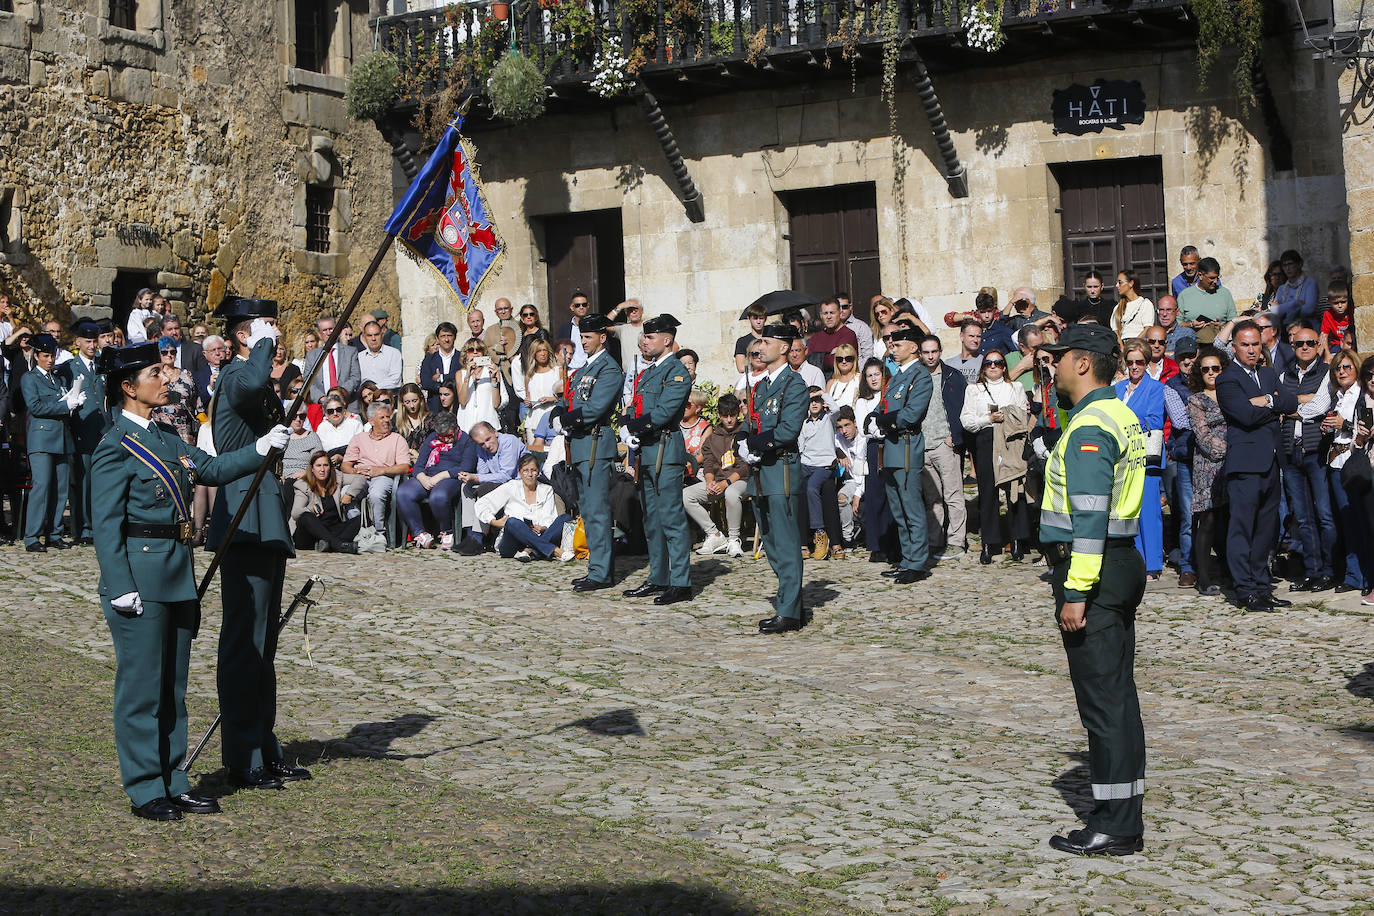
top-left (376, 0), bottom-right (1194, 118)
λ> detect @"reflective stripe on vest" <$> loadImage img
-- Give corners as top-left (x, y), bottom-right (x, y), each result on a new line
top-left (1041, 398), bottom-right (1146, 540)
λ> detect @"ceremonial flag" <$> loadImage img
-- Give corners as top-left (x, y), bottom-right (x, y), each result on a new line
top-left (385, 114), bottom-right (505, 310)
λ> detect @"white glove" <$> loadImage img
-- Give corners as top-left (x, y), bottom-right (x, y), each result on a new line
top-left (64, 386), bottom-right (87, 409)
top-left (1032, 437), bottom-right (1050, 460)
top-left (247, 319), bottom-right (281, 348)
top-left (256, 423), bottom-right (291, 455)
top-left (111, 591), bottom-right (144, 617)
top-left (737, 440), bottom-right (760, 466)
top-left (619, 426), bottom-right (640, 450)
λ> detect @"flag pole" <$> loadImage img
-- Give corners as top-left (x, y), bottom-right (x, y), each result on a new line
top-left (196, 232), bottom-right (397, 600)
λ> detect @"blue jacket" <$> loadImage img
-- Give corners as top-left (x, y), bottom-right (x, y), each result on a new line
top-left (1216, 361), bottom-right (1298, 475)
top-left (1164, 373), bottom-right (1194, 462)
top-left (20, 368), bottom-right (73, 455)
top-left (935, 364), bottom-right (967, 451)
top-left (412, 430), bottom-right (477, 479)
top-left (978, 321), bottom-right (1017, 358)
top-left (1116, 375), bottom-right (1167, 468)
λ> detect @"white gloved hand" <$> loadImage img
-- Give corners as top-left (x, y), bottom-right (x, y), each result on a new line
top-left (619, 426), bottom-right (640, 450)
top-left (64, 386), bottom-right (87, 409)
top-left (246, 319), bottom-right (281, 349)
top-left (256, 423), bottom-right (291, 455)
top-left (111, 591), bottom-right (144, 618)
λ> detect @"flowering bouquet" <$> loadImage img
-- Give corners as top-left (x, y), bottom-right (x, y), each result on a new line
top-left (964, 2), bottom-right (1005, 53)
top-left (590, 37), bottom-right (633, 98)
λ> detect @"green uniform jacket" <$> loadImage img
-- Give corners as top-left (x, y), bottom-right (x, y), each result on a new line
top-left (872, 359), bottom-right (933, 468)
top-left (746, 366), bottom-right (809, 497)
top-left (209, 338), bottom-right (293, 553)
top-left (58, 355), bottom-right (109, 453)
top-left (566, 350), bottom-right (624, 464)
top-left (20, 368), bottom-right (74, 454)
top-left (633, 354), bottom-right (693, 470)
top-left (93, 413), bottom-right (263, 605)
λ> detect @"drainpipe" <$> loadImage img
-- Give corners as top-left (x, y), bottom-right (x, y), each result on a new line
top-left (635, 82), bottom-right (706, 223)
top-left (910, 53), bottom-right (969, 199)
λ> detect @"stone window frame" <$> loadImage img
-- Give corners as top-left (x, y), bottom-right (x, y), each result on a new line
top-left (281, 0), bottom-right (353, 95)
top-left (97, 0), bottom-right (167, 52)
top-left (292, 136), bottom-right (352, 277)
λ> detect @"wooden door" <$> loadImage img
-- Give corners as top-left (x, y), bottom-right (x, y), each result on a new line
top-left (541, 209), bottom-right (625, 331)
top-left (782, 183), bottom-right (880, 322)
top-left (1054, 157), bottom-right (1168, 304)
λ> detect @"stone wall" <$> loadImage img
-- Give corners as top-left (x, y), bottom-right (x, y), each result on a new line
top-left (0, 0), bottom-right (400, 352)
top-left (400, 39), bottom-right (1350, 383)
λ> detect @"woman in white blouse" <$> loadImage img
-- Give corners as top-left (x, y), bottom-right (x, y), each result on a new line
top-left (474, 453), bottom-right (575, 561)
top-left (315, 394), bottom-right (365, 464)
top-left (520, 338), bottom-right (563, 445)
top-left (456, 339), bottom-right (506, 433)
top-left (826, 343), bottom-right (862, 408)
top-left (1112, 269), bottom-right (1156, 342)
top-left (960, 349), bottom-right (1031, 564)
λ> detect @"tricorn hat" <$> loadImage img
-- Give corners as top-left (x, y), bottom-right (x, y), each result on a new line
top-left (212, 295), bottom-right (279, 323)
top-left (29, 333), bottom-right (59, 356)
top-left (760, 323), bottom-right (798, 341)
top-left (887, 327), bottom-right (923, 344)
top-left (97, 342), bottom-right (161, 407)
top-left (641, 314), bottom-right (681, 335)
top-left (579, 313), bottom-right (613, 334)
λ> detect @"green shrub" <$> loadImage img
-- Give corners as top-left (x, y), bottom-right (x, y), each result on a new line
top-left (345, 51), bottom-right (401, 122)
top-left (487, 50), bottom-right (546, 123)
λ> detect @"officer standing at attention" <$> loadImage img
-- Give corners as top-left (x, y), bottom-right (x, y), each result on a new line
top-left (209, 295), bottom-right (308, 790)
top-left (21, 333), bottom-right (81, 552)
top-left (871, 327), bottom-right (934, 583)
top-left (559, 312), bottom-right (624, 593)
top-left (59, 319), bottom-right (108, 545)
top-left (621, 314), bottom-right (694, 605)
top-left (741, 323), bottom-right (810, 633)
top-left (1038, 323), bottom-right (1149, 857)
top-left (93, 342), bottom-right (288, 821)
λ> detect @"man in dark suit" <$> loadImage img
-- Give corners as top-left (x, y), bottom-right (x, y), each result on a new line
top-left (158, 314), bottom-right (207, 376)
top-left (556, 293), bottom-right (592, 371)
top-left (1217, 320), bottom-right (1299, 612)
top-left (418, 321), bottom-right (461, 413)
top-left (192, 334), bottom-right (230, 408)
top-left (303, 314), bottom-right (361, 405)
top-left (1255, 313), bottom-right (1296, 375)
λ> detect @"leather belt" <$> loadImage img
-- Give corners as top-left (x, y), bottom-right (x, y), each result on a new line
top-left (127, 522), bottom-right (194, 543)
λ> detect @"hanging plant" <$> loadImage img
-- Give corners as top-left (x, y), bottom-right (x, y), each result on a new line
top-left (487, 49), bottom-right (548, 122)
top-left (878, 0), bottom-right (901, 137)
top-left (345, 50), bottom-right (400, 122)
top-left (964, 1), bottom-right (1005, 54)
top-left (590, 37), bottom-right (633, 98)
top-left (1193, 0), bottom-right (1264, 114)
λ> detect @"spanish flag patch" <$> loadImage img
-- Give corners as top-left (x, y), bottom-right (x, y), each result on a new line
top-left (1080, 443), bottom-right (1100, 453)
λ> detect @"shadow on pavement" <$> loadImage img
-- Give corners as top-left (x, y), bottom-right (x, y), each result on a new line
top-left (801, 579), bottom-right (841, 608)
top-left (555, 708), bottom-right (646, 736)
top-left (1051, 751), bottom-right (1094, 821)
top-left (4, 883), bottom-right (767, 915)
top-left (1345, 662), bottom-right (1374, 700)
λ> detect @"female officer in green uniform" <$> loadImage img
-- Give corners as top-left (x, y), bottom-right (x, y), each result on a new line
top-left (93, 342), bottom-right (289, 821)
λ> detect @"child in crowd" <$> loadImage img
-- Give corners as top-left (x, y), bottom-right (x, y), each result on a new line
top-left (833, 406), bottom-right (866, 552)
top-left (1321, 280), bottom-right (1357, 357)
top-left (799, 386), bottom-right (838, 559)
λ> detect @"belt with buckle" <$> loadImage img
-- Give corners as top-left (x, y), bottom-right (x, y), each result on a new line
top-left (127, 522), bottom-right (195, 544)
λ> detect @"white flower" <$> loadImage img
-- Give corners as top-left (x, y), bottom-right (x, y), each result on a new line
top-left (965, 3), bottom-right (1004, 53)
top-left (591, 37), bottom-right (632, 98)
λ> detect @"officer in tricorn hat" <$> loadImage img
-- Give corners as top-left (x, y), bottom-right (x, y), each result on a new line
top-left (869, 326), bottom-right (934, 584)
top-left (58, 318), bottom-right (109, 543)
top-left (208, 295), bottom-right (310, 789)
top-left (92, 341), bottom-right (288, 820)
top-left (20, 333), bottom-right (78, 551)
top-left (1038, 322), bottom-right (1150, 856)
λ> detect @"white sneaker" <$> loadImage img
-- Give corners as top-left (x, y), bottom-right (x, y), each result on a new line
top-left (515, 549), bottom-right (534, 561)
top-left (413, 532), bottom-right (434, 549)
top-left (725, 537), bottom-right (745, 558)
top-left (439, 532), bottom-right (454, 551)
top-left (697, 533), bottom-right (728, 556)
top-left (560, 523), bottom-right (576, 561)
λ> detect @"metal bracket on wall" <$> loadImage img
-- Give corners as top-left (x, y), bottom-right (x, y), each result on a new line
top-left (910, 54), bottom-right (969, 199)
top-left (635, 83), bottom-right (706, 224)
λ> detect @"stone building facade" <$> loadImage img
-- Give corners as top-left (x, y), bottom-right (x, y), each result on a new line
top-left (387, 1), bottom-right (1364, 383)
top-left (0, 0), bottom-right (399, 348)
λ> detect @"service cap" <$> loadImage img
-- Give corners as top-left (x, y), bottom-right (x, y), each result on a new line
top-left (1041, 322), bottom-right (1121, 358)
top-left (212, 295), bottom-right (279, 323)
top-left (30, 333), bottom-right (59, 355)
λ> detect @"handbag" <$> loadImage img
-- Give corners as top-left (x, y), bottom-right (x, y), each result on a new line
top-left (572, 516), bottom-right (589, 559)
top-left (354, 526), bottom-right (387, 553)
top-left (1341, 445), bottom-right (1372, 495)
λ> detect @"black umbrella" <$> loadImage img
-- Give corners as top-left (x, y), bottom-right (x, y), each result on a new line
top-left (741, 290), bottom-right (820, 320)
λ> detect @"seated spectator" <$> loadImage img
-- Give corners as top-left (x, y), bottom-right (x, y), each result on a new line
top-left (316, 394), bottom-right (364, 464)
top-left (357, 320), bottom-right (404, 393)
top-left (270, 341), bottom-right (301, 402)
top-left (475, 453), bottom-right (575, 561)
top-left (455, 421), bottom-right (529, 553)
top-left (281, 405), bottom-right (323, 483)
top-left (677, 348), bottom-right (699, 381)
top-left (799, 386), bottom-right (840, 559)
top-left (680, 389), bottom-right (712, 475)
top-left (685, 393), bottom-right (750, 557)
top-left (291, 450), bottom-right (364, 553)
top-left (357, 380), bottom-right (381, 420)
top-left (1271, 248), bottom-right (1321, 328)
top-left (788, 337), bottom-right (827, 390)
top-left (341, 403), bottom-right (412, 541)
top-left (396, 410), bottom-right (476, 550)
top-left (833, 406), bottom-right (866, 549)
top-left (396, 382), bottom-right (433, 459)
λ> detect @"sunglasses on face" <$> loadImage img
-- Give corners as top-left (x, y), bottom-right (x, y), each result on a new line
top-left (1294, 340), bottom-right (1319, 348)
top-left (1145, 338), bottom-right (1165, 345)
top-left (1201, 365), bottom-right (1223, 374)
top-left (326, 407), bottom-right (344, 415)
top-left (1125, 358), bottom-right (1147, 366)
top-left (520, 312), bottom-right (536, 318)
top-left (1336, 364), bottom-right (1356, 372)
top-left (572, 302), bottom-right (589, 308)
top-left (835, 356), bottom-right (855, 362)
top-left (160, 348), bottom-right (177, 354)
top-left (984, 359), bottom-right (1006, 367)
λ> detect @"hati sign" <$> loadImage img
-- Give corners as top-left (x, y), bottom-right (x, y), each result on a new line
top-left (1052, 80), bottom-right (1146, 135)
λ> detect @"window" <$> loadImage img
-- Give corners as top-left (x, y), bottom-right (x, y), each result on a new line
top-left (305, 185), bottom-right (334, 253)
top-left (0, 0), bottom-right (14, 13)
top-left (109, 0), bottom-right (137, 30)
top-left (0, 188), bottom-right (11, 250)
top-left (295, 0), bottom-right (332, 73)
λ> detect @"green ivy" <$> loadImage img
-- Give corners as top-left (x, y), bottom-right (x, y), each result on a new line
top-left (1193, 0), bottom-right (1264, 114)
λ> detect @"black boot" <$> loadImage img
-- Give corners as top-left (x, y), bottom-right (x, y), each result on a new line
top-left (979, 545), bottom-right (992, 565)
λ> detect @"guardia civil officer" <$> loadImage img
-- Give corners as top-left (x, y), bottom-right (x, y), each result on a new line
top-left (557, 312), bottom-right (624, 592)
top-left (93, 341), bottom-right (288, 821)
top-left (621, 314), bottom-right (694, 605)
top-left (58, 319), bottom-right (108, 544)
top-left (20, 333), bottom-right (79, 551)
top-left (741, 323), bottom-right (810, 633)
top-left (1039, 323), bottom-right (1149, 856)
top-left (209, 296), bottom-right (306, 789)
top-left (870, 328), bottom-right (934, 583)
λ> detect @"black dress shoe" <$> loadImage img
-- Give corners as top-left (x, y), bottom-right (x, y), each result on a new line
top-left (25, 542), bottom-right (45, 553)
top-left (653, 586), bottom-right (692, 605)
top-left (622, 582), bottom-right (666, 598)
top-left (131, 797), bottom-right (183, 821)
top-left (758, 614), bottom-right (802, 634)
top-left (868, 550), bottom-right (888, 564)
top-left (1010, 542), bottom-right (1026, 562)
top-left (75, 536), bottom-right (94, 546)
top-left (979, 545), bottom-right (993, 565)
top-left (264, 760), bottom-right (312, 782)
top-left (1307, 575), bottom-right (1335, 593)
top-left (1289, 577), bottom-right (1314, 592)
top-left (1197, 584), bottom-right (1222, 596)
top-left (880, 567), bottom-right (904, 578)
top-left (171, 791), bottom-right (222, 814)
top-left (572, 578), bottom-right (613, 592)
top-left (1243, 595), bottom-right (1277, 613)
top-left (47, 538), bottom-right (72, 550)
top-left (893, 568), bottom-right (931, 584)
top-left (228, 767), bottom-right (284, 790)
top-left (1266, 593), bottom-right (1293, 608)
top-left (1335, 582), bottom-right (1358, 594)
top-left (1049, 828), bottom-right (1143, 856)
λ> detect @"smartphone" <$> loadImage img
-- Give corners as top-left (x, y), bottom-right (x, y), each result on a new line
top-left (471, 356), bottom-right (492, 369)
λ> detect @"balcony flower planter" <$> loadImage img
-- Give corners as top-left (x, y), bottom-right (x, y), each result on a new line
top-left (492, 2), bottom-right (510, 20)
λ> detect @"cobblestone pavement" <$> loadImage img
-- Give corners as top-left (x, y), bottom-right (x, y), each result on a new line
top-left (5, 541), bottom-right (1374, 914)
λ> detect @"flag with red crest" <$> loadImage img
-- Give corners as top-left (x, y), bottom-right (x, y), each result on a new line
top-left (385, 113), bottom-right (504, 310)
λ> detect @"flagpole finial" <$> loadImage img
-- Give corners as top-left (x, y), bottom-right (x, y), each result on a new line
top-left (450, 96), bottom-right (474, 132)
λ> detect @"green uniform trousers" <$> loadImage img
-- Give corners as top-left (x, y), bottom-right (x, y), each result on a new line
top-left (882, 460), bottom-right (929, 572)
top-left (104, 599), bottom-right (196, 806)
top-left (640, 461), bottom-right (692, 588)
top-left (575, 458), bottom-right (615, 583)
top-left (70, 452), bottom-right (95, 539)
top-left (758, 490), bottom-right (803, 619)
top-left (218, 545), bottom-right (287, 770)
top-left (24, 452), bottom-right (69, 546)
top-left (1052, 542), bottom-right (1147, 837)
